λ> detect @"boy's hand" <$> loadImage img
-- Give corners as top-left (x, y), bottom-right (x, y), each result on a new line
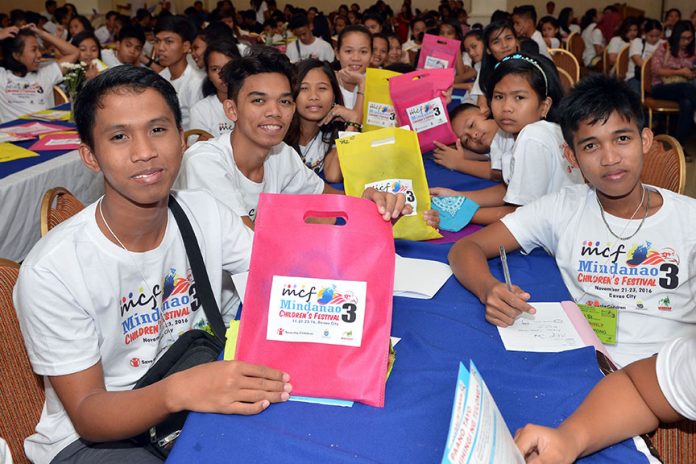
top-left (423, 208), bottom-right (439, 229)
top-left (429, 187), bottom-right (463, 197)
top-left (433, 139), bottom-right (465, 170)
top-left (362, 187), bottom-right (412, 221)
top-left (169, 360), bottom-right (291, 415)
top-left (514, 424), bottom-right (581, 464)
top-left (0, 26), bottom-right (19, 40)
top-left (482, 281), bottom-right (534, 326)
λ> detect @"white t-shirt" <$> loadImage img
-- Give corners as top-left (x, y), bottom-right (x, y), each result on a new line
top-left (488, 129), bottom-right (514, 170)
top-left (95, 25), bottom-right (113, 45)
top-left (285, 37), bottom-right (335, 63)
top-left (255, 0), bottom-right (268, 24)
top-left (502, 184), bottom-right (696, 366)
top-left (101, 49), bottom-right (124, 68)
top-left (0, 63), bottom-right (63, 123)
top-left (460, 61), bottom-right (481, 105)
top-left (626, 38), bottom-right (663, 81)
top-left (339, 83), bottom-right (359, 110)
top-left (189, 94), bottom-right (234, 138)
top-left (15, 191), bottom-right (253, 463)
top-left (656, 336), bottom-right (696, 420)
top-left (298, 132), bottom-right (332, 173)
top-left (581, 23), bottom-right (605, 66)
top-left (606, 36), bottom-right (628, 56)
top-left (501, 120), bottom-right (584, 205)
top-left (547, 37), bottom-right (561, 49)
top-left (530, 30), bottom-right (552, 58)
top-left (160, 64), bottom-right (205, 130)
top-left (176, 134), bottom-right (325, 221)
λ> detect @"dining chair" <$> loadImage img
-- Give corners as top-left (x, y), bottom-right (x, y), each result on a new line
top-left (184, 128), bottom-right (214, 147)
top-left (40, 187), bottom-right (85, 237)
top-left (640, 134), bottom-right (686, 194)
top-left (613, 44), bottom-right (630, 80)
top-left (549, 47), bottom-right (580, 82)
top-left (641, 55), bottom-right (679, 132)
top-left (53, 86), bottom-right (69, 105)
top-left (0, 258), bottom-right (45, 464)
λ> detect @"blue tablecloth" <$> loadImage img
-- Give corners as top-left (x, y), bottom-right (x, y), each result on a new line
top-left (167, 218), bottom-right (648, 461)
top-left (0, 104), bottom-right (75, 180)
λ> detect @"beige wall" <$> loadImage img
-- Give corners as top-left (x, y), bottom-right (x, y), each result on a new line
top-left (3, 0), bottom-right (695, 22)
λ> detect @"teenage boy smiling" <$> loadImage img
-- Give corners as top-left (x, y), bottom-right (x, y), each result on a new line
top-left (177, 47), bottom-right (414, 228)
top-left (15, 66), bottom-right (291, 463)
top-left (154, 15), bottom-right (204, 130)
top-left (448, 75), bottom-right (696, 367)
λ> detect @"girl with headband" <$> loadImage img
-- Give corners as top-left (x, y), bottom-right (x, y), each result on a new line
top-left (431, 52), bottom-right (584, 224)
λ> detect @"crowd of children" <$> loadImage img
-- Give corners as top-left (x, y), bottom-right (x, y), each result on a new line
top-left (1, 1), bottom-right (695, 462)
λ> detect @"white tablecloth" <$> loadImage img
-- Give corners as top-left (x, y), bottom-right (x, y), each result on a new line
top-left (0, 150), bottom-right (103, 262)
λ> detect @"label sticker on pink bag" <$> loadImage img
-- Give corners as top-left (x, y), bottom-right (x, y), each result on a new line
top-left (267, 276), bottom-right (367, 347)
top-left (424, 55), bottom-right (449, 69)
top-left (364, 178), bottom-right (417, 215)
top-left (406, 97), bottom-right (447, 133)
top-left (366, 102), bottom-right (397, 128)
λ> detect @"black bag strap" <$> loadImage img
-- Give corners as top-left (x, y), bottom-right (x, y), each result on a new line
top-left (296, 39), bottom-right (301, 57)
top-left (168, 195), bottom-right (226, 344)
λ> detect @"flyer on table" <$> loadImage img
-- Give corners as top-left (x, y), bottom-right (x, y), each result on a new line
top-left (442, 361), bottom-right (524, 464)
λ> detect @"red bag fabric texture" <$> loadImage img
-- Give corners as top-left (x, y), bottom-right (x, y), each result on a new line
top-left (235, 193), bottom-right (395, 407)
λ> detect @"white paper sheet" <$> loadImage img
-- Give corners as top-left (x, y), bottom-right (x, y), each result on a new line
top-left (497, 302), bottom-right (585, 353)
top-left (231, 272), bottom-right (249, 303)
top-left (393, 254), bottom-right (452, 299)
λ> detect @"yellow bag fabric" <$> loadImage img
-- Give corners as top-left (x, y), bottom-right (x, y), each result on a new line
top-left (337, 127), bottom-right (442, 241)
top-left (362, 68), bottom-right (400, 132)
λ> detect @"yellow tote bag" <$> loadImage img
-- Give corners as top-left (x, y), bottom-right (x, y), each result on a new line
top-left (362, 68), bottom-right (400, 132)
top-left (337, 127), bottom-right (441, 241)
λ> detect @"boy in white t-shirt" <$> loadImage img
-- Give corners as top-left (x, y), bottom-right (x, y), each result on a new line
top-left (176, 47), bottom-right (416, 228)
top-left (515, 335), bottom-right (695, 461)
top-left (285, 14), bottom-right (335, 64)
top-left (511, 5), bottom-right (551, 58)
top-left (14, 66), bottom-right (292, 463)
top-left (449, 74), bottom-right (696, 367)
top-left (101, 24), bottom-right (146, 68)
top-left (154, 15), bottom-right (204, 130)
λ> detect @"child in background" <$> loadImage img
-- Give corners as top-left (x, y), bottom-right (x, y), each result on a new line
top-left (431, 53), bottom-right (582, 224)
top-left (432, 103), bottom-right (506, 181)
top-left (511, 4), bottom-right (551, 58)
top-left (370, 32), bottom-right (389, 68)
top-left (154, 15), bottom-right (205, 130)
top-left (0, 24), bottom-right (79, 123)
top-left (335, 24), bottom-right (371, 117)
top-left (515, 336), bottom-right (695, 460)
top-left (439, 19), bottom-right (477, 85)
top-left (459, 29), bottom-right (484, 103)
top-left (580, 8), bottom-right (605, 67)
top-left (71, 31), bottom-right (105, 81)
top-left (625, 19), bottom-right (663, 95)
top-left (101, 24), bottom-right (145, 68)
top-left (606, 17), bottom-right (640, 69)
top-left (385, 33), bottom-right (404, 66)
top-left (190, 22), bottom-right (241, 72)
top-left (285, 58), bottom-right (361, 181)
top-left (538, 15), bottom-right (561, 49)
top-left (285, 14), bottom-right (335, 64)
top-left (470, 19), bottom-right (519, 116)
top-left (189, 38), bottom-right (240, 138)
top-left (402, 17), bottom-right (426, 63)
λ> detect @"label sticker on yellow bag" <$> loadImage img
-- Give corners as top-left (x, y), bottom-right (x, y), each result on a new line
top-left (406, 97), bottom-right (447, 133)
top-left (365, 178), bottom-right (417, 215)
top-left (366, 102), bottom-right (396, 128)
top-left (267, 276), bottom-right (367, 347)
top-left (577, 304), bottom-right (618, 345)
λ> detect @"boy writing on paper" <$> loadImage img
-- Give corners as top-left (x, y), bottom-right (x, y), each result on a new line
top-left (14, 66), bottom-right (291, 463)
top-left (176, 46), bottom-right (431, 229)
top-left (448, 74), bottom-right (696, 367)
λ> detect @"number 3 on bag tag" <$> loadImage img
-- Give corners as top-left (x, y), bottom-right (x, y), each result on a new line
top-left (235, 193), bottom-right (395, 407)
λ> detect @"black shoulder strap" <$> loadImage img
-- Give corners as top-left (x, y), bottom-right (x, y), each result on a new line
top-left (168, 195), bottom-right (226, 344)
top-left (296, 39), bottom-right (301, 57)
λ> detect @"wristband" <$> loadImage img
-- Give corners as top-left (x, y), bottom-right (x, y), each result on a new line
top-left (146, 56), bottom-right (154, 67)
top-left (345, 121), bottom-right (362, 131)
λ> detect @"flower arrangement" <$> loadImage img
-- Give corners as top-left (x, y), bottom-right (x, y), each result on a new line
top-left (61, 61), bottom-right (87, 96)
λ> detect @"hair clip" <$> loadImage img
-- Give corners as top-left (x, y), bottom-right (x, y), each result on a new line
top-left (494, 53), bottom-right (548, 97)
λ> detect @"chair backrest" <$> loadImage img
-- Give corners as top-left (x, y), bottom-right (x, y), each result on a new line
top-left (652, 421), bottom-right (696, 464)
top-left (556, 67), bottom-right (574, 95)
top-left (53, 86), bottom-right (69, 105)
top-left (567, 32), bottom-right (584, 63)
top-left (549, 48), bottom-right (580, 82)
top-left (600, 47), bottom-right (608, 74)
top-left (0, 258), bottom-right (45, 464)
top-left (640, 54), bottom-right (654, 102)
top-left (640, 134), bottom-right (686, 194)
top-left (614, 44), bottom-right (630, 80)
top-left (40, 187), bottom-right (85, 237)
top-left (183, 129), bottom-right (214, 148)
